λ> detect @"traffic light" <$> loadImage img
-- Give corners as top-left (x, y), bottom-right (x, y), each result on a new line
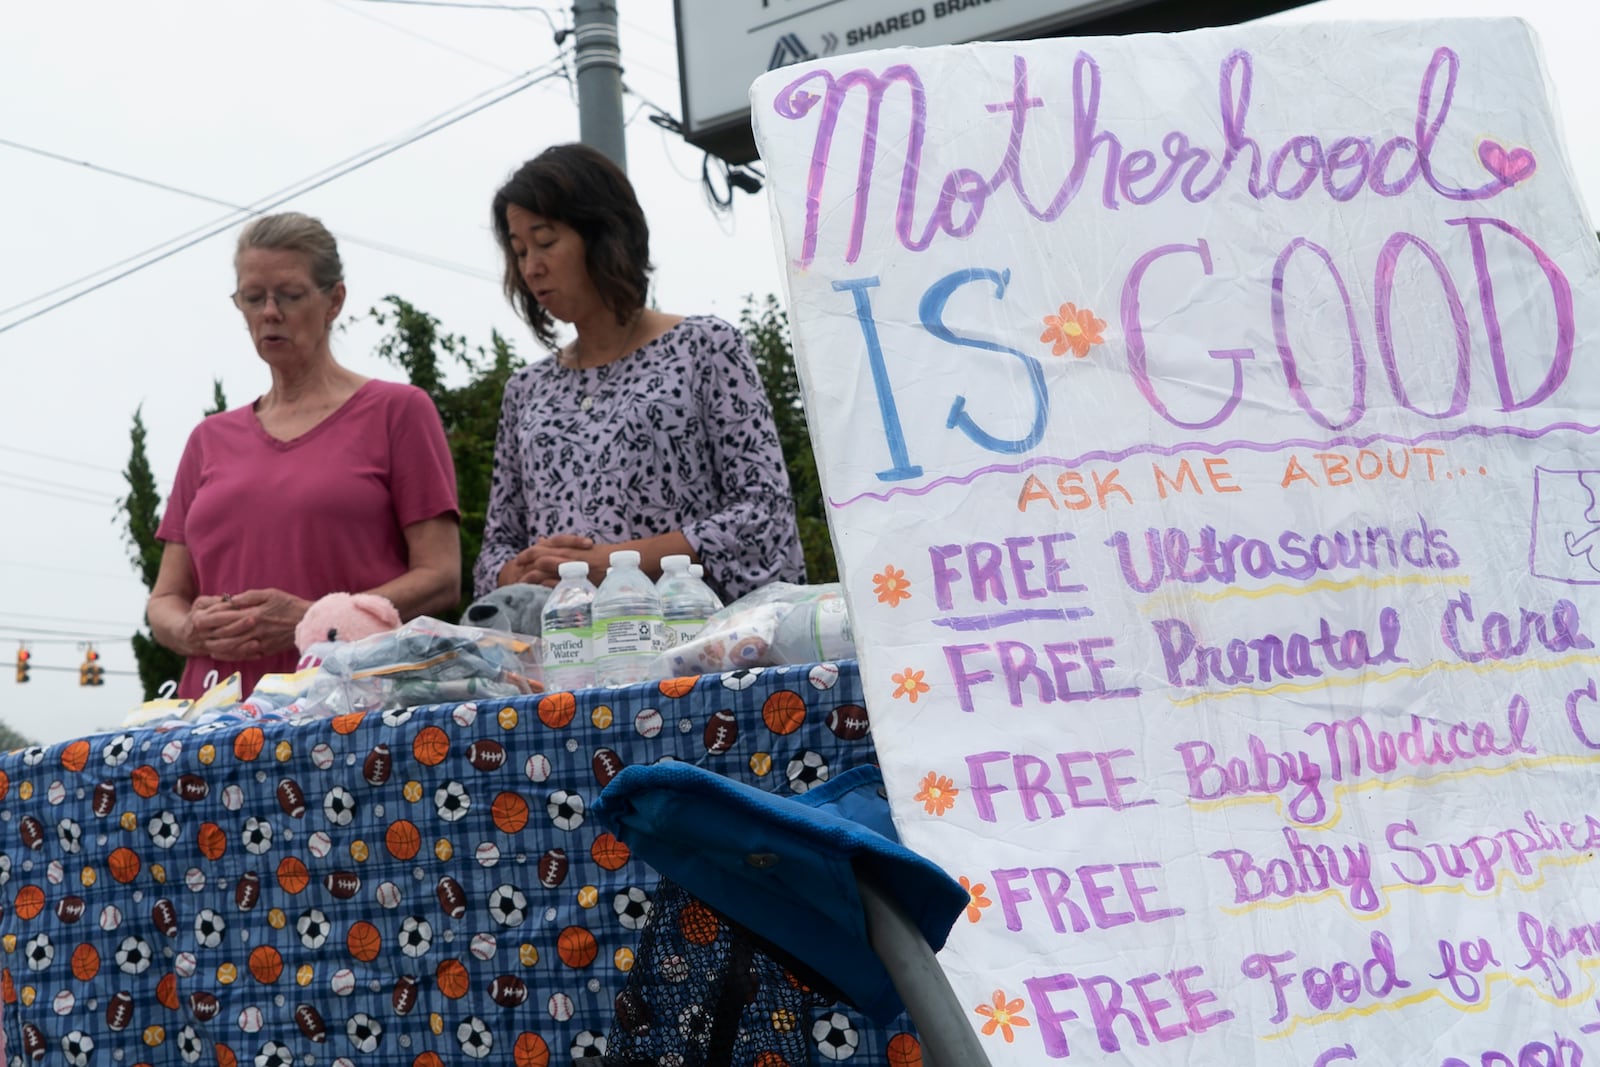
top-left (80, 648), bottom-right (103, 687)
top-left (14, 648), bottom-right (28, 684)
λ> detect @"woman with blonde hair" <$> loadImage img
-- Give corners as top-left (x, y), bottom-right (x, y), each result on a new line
top-left (148, 212), bottom-right (462, 697)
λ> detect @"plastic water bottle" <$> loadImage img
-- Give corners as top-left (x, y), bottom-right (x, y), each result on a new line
top-left (658, 555), bottom-right (722, 646)
top-left (540, 561), bottom-right (596, 692)
top-left (689, 564), bottom-right (725, 612)
top-left (593, 550), bottom-right (666, 687)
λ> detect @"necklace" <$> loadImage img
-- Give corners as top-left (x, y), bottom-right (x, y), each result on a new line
top-left (565, 312), bottom-right (644, 411)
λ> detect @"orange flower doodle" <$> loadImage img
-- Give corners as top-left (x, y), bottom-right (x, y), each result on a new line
top-left (958, 876), bottom-right (992, 923)
top-left (1040, 302), bottom-right (1106, 358)
top-left (975, 989), bottom-right (1030, 1043)
top-left (872, 565), bottom-right (912, 607)
top-left (890, 668), bottom-right (929, 703)
top-left (915, 772), bottom-right (958, 816)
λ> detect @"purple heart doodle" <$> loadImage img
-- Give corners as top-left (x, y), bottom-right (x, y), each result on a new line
top-left (1479, 140), bottom-right (1537, 187)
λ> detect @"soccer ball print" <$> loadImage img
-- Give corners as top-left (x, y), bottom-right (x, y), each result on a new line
top-left (0, 664), bottom-right (893, 1064)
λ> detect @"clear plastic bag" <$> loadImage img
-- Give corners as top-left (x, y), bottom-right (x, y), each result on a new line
top-left (651, 582), bottom-right (855, 678)
top-left (299, 616), bottom-right (542, 716)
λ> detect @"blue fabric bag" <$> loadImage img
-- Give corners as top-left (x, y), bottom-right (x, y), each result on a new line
top-left (592, 761), bottom-right (967, 1024)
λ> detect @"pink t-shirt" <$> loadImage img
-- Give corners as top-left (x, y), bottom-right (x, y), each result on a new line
top-left (157, 379), bottom-right (458, 697)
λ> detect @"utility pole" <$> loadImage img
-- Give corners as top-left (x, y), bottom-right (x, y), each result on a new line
top-left (572, 0), bottom-right (627, 174)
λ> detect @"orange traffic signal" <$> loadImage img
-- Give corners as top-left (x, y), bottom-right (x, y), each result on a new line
top-left (80, 648), bottom-right (103, 688)
top-left (14, 649), bottom-right (29, 684)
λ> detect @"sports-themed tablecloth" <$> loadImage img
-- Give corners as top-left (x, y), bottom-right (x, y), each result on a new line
top-left (0, 662), bottom-right (925, 1066)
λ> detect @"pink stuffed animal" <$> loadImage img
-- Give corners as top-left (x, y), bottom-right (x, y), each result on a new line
top-left (294, 593), bottom-right (401, 662)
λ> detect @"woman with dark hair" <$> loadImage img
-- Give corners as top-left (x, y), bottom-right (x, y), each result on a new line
top-left (474, 143), bottom-right (805, 601)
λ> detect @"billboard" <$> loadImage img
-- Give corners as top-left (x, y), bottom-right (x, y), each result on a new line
top-left (678, 0), bottom-right (1152, 163)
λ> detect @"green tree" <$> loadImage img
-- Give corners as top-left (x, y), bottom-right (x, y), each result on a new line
top-left (119, 404), bottom-right (186, 698)
top-left (0, 721), bottom-right (33, 750)
top-left (368, 297), bottom-right (524, 615)
top-left (741, 294), bottom-right (837, 583)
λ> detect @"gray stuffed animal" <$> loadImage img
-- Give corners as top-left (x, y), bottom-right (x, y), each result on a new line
top-left (462, 583), bottom-right (549, 636)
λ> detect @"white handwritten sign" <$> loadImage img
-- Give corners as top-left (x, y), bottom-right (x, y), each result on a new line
top-left (753, 19), bottom-right (1600, 1064)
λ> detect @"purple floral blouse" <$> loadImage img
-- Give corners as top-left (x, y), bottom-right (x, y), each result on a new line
top-left (474, 315), bottom-right (807, 600)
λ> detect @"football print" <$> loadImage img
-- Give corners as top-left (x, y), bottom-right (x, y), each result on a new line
top-left (824, 704), bottom-right (871, 741)
top-left (91, 780), bottom-right (117, 817)
top-left (295, 1004), bottom-right (328, 1043)
top-left (489, 973), bottom-right (528, 1008)
top-left (435, 875), bottom-right (468, 919)
top-left (467, 739), bottom-right (506, 772)
top-left (392, 974), bottom-right (419, 1015)
top-left (363, 743), bottom-right (393, 785)
top-left (234, 871), bottom-right (261, 911)
top-left (105, 990), bottom-right (135, 1031)
top-left (188, 991), bottom-right (220, 1022)
top-left (537, 848), bottom-right (569, 889)
top-left (703, 708), bottom-right (739, 754)
top-left (152, 898), bottom-right (179, 938)
top-left (323, 871), bottom-right (361, 900)
top-left (591, 747), bottom-right (625, 787)
top-left (276, 778), bottom-right (307, 819)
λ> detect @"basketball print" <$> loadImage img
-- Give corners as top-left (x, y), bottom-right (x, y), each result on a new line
top-left (346, 921), bottom-right (382, 963)
top-left (557, 926), bottom-right (598, 969)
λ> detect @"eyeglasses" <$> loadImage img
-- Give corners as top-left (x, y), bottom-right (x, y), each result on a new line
top-left (230, 285), bottom-right (331, 313)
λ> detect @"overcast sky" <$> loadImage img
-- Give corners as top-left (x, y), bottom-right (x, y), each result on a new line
top-left (1, 0), bottom-right (1594, 744)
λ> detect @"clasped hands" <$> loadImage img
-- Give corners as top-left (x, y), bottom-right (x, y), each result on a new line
top-left (499, 534), bottom-right (607, 588)
top-left (184, 588), bottom-right (310, 661)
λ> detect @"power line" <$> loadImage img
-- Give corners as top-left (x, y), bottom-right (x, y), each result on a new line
top-left (0, 60), bottom-right (568, 336)
top-left (0, 478), bottom-right (116, 508)
top-left (0, 468), bottom-right (120, 501)
top-left (348, 0), bottom-right (569, 40)
top-left (345, 0), bottom-right (551, 8)
top-left (0, 624), bottom-right (133, 642)
top-left (0, 560), bottom-right (146, 584)
top-left (0, 137), bottom-right (500, 283)
top-left (326, 0), bottom-right (520, 76)
top-left (0, 443), bottom-right (125, 476)
top-left (619, 16), bottom-right (673, 48)
top-left (1, 63), bottom-right (527, 323)
top-left (0, 610), bottom-right (142, 629)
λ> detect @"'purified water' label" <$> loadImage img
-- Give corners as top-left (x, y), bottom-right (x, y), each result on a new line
top-left (542, 628), bottom-right (590, 670)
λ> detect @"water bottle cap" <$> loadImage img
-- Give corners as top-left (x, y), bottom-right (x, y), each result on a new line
top-left (608, 549), bottom-right (641, 567)
top-left (558, 561), bottom-right (590, 579)
top-left (661, 554), bottom-right (691, 571)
